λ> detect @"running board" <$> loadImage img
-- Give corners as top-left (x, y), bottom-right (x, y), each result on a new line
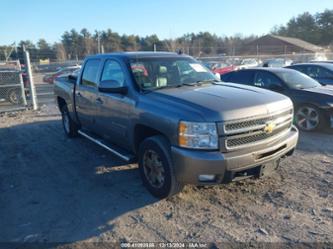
top-left (78, 130), bottom-right (134, 162)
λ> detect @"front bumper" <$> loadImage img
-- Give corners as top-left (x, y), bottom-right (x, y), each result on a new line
top-left (171, 126), bottom-right (299, 185)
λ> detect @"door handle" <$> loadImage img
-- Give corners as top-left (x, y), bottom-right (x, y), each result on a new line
top-left (96, 97), bottom-right (103, 105)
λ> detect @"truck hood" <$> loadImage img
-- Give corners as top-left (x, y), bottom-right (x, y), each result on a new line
top-left (150, 83), bottom-right (292, 121)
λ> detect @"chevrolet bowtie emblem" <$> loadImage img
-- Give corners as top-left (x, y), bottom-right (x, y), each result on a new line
top-left (264, 122), bottom-right (276, 134)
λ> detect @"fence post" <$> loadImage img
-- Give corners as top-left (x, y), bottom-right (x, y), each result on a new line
top-left (24, 50), bottom-right (38, 110)
top-left (16, 60), bottom-right (27, 106)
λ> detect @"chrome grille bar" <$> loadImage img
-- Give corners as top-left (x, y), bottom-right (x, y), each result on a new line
top-left (219, 108), bottom-right (293, 151)
top-left (220, 108), bottom-right (293, 135)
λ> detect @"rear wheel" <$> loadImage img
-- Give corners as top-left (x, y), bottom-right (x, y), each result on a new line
top-left (61, 105), bottom-right (78, 137)
top-left (138, 135), bottom-right (183, 199)
top-left (7, 89), bottom-right (22, 105)
top-left (295, 105), bottom-right (322, 131)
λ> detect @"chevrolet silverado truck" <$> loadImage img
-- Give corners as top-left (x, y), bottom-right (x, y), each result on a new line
top-left (54, 52), bottom-right (299, 198)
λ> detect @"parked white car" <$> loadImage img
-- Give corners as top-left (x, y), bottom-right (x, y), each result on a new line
top-left (237, 58), bottom-right (260, 69)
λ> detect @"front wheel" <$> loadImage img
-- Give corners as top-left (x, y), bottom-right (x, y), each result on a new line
top-left (138, 135), bottom-right (183, 199)
top-left (61, 105), bottom-right (78, 137)
top-left (295, 105), bottom-right (322, 131)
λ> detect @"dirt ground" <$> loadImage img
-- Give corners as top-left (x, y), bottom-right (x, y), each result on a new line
top-left (0, 104), bottom-right (332, 246)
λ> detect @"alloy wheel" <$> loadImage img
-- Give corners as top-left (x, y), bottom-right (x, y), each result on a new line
top-left (143, 149), bottom-right (165, 188)
top-left (9, 91), bottom-right (19, 104)
top-left (296, 106), bottom-right (319, 131)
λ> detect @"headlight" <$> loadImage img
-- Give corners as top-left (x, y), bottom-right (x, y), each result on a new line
top-left (178, 121), bottom-right (218, 149)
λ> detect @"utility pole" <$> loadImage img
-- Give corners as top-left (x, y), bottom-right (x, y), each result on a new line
top-left (23, 46), bottom-right (38, 110)
top-left (153, 43), bottom-right (157, 52)
top-left (256, 44), bottom-right (259, 60)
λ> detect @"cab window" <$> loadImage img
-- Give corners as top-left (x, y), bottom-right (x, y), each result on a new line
top-left (101, 60), bottom-right (125, 87)
top-left (81, 59), bottom-right (100, 87)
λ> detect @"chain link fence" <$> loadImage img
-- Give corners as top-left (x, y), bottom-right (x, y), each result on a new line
top-left (198, 52), bottom-right (333, 69)
top-left (0, 63), bottom-right (27, 113)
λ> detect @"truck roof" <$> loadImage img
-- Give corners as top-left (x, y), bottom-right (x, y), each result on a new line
top-left (85, 51), bottom-right (190, 60)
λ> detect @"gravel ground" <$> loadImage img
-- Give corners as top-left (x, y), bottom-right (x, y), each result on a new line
top-left (0, 105), bottom-right (332, 247)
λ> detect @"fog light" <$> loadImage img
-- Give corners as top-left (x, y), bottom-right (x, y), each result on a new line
top-left (198, 174), bottom-right (216, 182)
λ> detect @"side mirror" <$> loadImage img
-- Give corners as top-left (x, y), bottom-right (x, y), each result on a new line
top-left (68, 74), bottom-right (77, 83)
top-left (98, 80), bottom-right (128, 94)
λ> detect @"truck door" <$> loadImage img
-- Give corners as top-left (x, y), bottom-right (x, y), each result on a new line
top-left (95, 59), bottom-right (133, 148)
top-left (75, 59), bottom-right (101, 130)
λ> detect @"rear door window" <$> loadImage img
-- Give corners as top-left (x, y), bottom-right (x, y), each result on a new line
top-left (81, 59), bottom-right (101, 87)
top-left (306, 66), bottom-right (333, 78)
top-left (225, 71), bottom-right (255, 85)
top-left (221, 72), bottom-right (233, 82)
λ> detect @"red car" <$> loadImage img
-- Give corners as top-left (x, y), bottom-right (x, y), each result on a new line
top-left (212, 64), bottom-right (236, 75)
top-left (43, 66), bottom-right (81, 84)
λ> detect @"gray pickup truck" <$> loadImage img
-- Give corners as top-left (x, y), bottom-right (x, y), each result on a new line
top-left (54, 52), bottom-right (298, 198)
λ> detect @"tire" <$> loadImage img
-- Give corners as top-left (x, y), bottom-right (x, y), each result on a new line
top-left (7, 89), bottom-right (22, 105)
top-left (61, 105), bottom-right (78, 137)
top-left (295, 105), bottom-right (323, 131)
top-left (138, 135), bottom-right (183, 199)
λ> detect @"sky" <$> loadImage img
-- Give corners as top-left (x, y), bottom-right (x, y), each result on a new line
top-left (0, 0), bottom-right (332, 45)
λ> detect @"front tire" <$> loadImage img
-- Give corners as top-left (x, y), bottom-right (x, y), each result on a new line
top-left (295, 105), bottom-right (323, 131)
top-left (61, 105), bottom-right (78, 137)
top-left (138, 135), bottom-right (183, 199)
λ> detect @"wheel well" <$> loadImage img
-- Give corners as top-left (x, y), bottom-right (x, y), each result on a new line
top-left (294, 103), bottom-right (322, 115)
top-left (134, 125), bottom-right (167, 153)
top-left (57, 97), bottom-right (66, 110)
top-left (295, 102), bottom-right (318, 109)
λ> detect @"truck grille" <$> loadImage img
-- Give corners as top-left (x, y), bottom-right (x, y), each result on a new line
top-left (220, 108), bottom-right (293, 150)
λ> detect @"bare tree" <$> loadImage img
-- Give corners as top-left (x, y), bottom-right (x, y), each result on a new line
top-left (54, 43), bottom-right (67, 61)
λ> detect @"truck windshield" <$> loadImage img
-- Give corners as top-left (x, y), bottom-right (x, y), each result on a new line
top-left (129, 57), bottom-right (218, 90)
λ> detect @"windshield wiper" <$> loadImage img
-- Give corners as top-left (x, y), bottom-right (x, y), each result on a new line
top-left (184, 79), bottom-right (220, 86)
top-left (143, 84), bottom-right (184, 92)
top-left (143, 79), bottom-right (221, 93)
